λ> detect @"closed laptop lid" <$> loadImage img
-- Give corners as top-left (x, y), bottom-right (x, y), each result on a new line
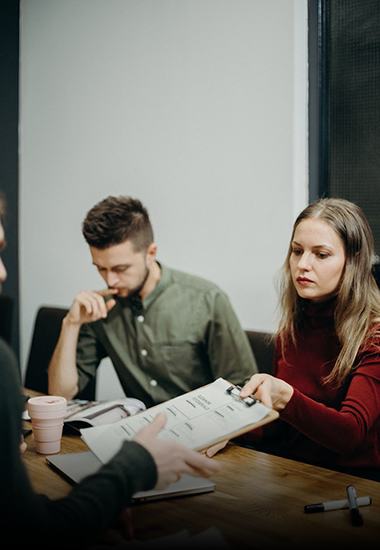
top-left (46, 451), bottom-right (215, 503)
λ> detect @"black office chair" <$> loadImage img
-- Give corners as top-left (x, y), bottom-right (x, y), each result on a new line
top-left (245, 330), bottom-right (275, 374)
top-left (0, 294), bottom-right (14, 345)
top-left (24, 306), bottom-right (96, 400)
top-left (372, 262), bottom-right (380, 290)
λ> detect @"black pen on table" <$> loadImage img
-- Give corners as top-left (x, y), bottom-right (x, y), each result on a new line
top-left (346, 485), bottom-right (364, 526)
top-left (304, 495), bottom-right (371, 514)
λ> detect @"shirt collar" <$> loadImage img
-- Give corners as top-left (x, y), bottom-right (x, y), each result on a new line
top-left (117, 262), bottom-right (171, 312)
top-left (142, 262), bottom-right (171, 310)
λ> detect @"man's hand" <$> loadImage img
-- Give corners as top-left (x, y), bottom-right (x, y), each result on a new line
top-left (133, 413), bottom-right (221, 490)
top-left (48, 288), bottom-right (118, 400)
top-left (65, 288), bottom-right (118, 326)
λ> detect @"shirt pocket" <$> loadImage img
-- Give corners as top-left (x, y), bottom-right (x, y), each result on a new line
top-left (152, 341), bottom-right (209, 388)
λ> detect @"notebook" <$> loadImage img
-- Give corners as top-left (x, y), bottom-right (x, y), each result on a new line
top-left (46, 451), bottom-right (215, 503)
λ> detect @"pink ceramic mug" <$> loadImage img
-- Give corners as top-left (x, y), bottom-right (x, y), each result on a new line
top-left (27, 396), bottom-right (67, 454)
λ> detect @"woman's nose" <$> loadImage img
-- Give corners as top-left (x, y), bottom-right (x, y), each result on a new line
top-left (297, 252), bottom-right (312, 271)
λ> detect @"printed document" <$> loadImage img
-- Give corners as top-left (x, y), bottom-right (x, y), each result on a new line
top-left (81, 377), bottom-right (278, 463)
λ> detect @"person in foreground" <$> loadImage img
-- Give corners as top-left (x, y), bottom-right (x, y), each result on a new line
top-left (48, 196), bottom-right (257, 408)
top-left (0, 196), bottom-right (221, 546)
top-left (240, 197), bottom-right (380, 481)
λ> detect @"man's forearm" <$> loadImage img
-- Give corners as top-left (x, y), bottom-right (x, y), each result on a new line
top-left (48, 317), bottom-right (81, 400)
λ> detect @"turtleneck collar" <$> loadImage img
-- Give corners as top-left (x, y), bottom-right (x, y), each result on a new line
top-left (300, 296), bottom-right (337, 329)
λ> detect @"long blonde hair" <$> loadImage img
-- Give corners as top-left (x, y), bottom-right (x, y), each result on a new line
top-left (278, 197), bottom-right (380, 386)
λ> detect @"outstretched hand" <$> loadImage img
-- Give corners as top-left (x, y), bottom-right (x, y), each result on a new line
top-left (133, 413), bottom-right (222, 490)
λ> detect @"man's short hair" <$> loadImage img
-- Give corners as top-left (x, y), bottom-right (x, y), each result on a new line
top-left (82, 196), bottom-right (154, 251)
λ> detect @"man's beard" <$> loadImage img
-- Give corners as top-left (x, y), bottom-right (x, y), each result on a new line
top-left (128, 266), bottom-right (150, 298)
top-left (113, 265), bottom-right (150, 301)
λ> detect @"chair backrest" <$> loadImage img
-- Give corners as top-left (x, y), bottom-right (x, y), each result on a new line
top-left (245, 330), bottom-right (275, 374)
top-left (0, 294), bottom-right (13, 345)
top-left (24, 306), bottom-right (96, 400)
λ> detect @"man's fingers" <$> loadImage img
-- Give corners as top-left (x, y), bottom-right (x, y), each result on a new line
top-left (148, 412), bottom-right (168, 433)
top-left (106, 298), bottom-right (117, 313)
top-left (76, 290), bottom-right (110, 318)
top-left (82, 297), bottom-right (100, 316)
top-left (136, 412), bottom-right (168, 440)
top-left (97, 288), bottom-right (119, 297)
top-left (184, 452), bottom-right (222, 476)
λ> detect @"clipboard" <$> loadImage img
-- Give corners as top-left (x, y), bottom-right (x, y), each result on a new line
top-left (81, 377), bottom-right (279, 464)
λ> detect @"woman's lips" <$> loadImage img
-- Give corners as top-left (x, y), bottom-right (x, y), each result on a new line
top-left (296, 277), bottom-right (313, 286)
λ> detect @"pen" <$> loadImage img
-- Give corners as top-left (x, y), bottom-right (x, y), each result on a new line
top-left (304, 495), bottom-right (371, 514)
top-left (346, 485), bottom-right (364, 526)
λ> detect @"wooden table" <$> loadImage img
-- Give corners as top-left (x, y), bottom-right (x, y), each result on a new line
top-left (22, 423), bottom-right (380, 549)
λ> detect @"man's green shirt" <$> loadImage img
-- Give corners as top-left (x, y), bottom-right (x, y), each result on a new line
top-left (76, 264), bottom-right (258, 407)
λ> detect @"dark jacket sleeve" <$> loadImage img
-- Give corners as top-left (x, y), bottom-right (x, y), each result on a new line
top-left (0, 338), bottom-right (157, 547)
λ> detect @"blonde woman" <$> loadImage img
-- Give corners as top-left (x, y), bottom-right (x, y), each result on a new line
top-left (241, 198), bottom-right (380, 481)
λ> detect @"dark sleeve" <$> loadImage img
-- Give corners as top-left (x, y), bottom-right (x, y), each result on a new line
top-left (0, 338), bottom-right (157, 547)
top-left (41, 440), bottom-right (157, 545)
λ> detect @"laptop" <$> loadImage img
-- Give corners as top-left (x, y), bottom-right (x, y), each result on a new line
top-left (46, 451), bottom-right (215, 503)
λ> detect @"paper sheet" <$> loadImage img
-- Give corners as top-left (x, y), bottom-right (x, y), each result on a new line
top-left (81, 378), bottom-right (273, 463)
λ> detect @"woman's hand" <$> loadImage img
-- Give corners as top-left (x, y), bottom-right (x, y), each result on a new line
top-left (240, 373), bottom-right (294, 411)
top-left (204, 439), bottom-right (228, 458)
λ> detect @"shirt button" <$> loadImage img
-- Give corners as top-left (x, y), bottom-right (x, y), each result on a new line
top-left (137, 315), bottom-right (145, 323)
top-left (141, 349), bottom-right (148, 357)
top-left (150, 379), bottom-right (158, 387)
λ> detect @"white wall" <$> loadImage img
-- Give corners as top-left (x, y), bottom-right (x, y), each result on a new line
top-left (19, 0), bottom-right (308, 399)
